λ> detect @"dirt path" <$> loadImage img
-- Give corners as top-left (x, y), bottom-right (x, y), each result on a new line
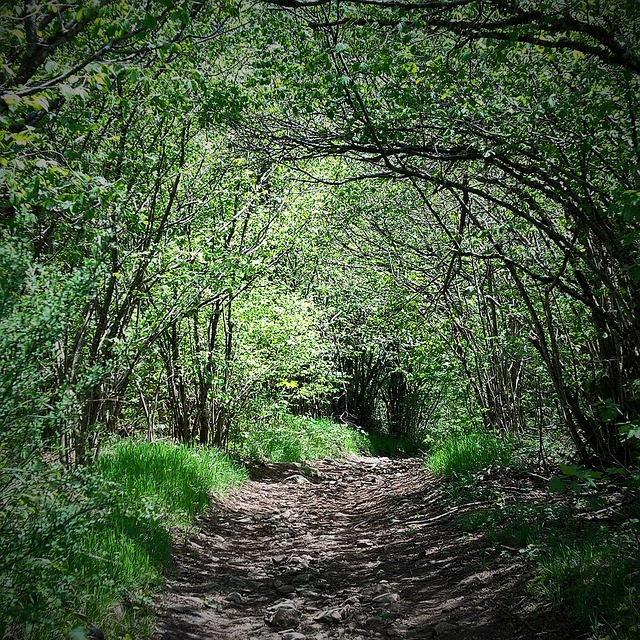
top-left (154, 456), bottom-right (583, 640)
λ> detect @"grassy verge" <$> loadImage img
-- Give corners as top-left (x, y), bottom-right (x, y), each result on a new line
top-left (450, 469), bottom-right (640, 639)
top-left (0, 441), bottom-right (247, 640)
top-left (425, 431), bottom-right (640, 637)
top-left (237, 413), bottom-right (365, 462)
top-left (365, 432), bottom-right (424, 457)
top-left (96, 440), bottom-right (247, 526)
top-left (532, 534), bottom-right (640, 638)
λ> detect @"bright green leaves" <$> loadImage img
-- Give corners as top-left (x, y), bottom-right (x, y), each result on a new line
top-left (1, 92), bottom-right (22, 108)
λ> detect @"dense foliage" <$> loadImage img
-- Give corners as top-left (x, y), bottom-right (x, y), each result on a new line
top-left (1, 0), bottom-right (639, 637)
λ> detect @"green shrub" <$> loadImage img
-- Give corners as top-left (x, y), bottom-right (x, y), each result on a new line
top-left (426, 431), bottom-right (512, 477)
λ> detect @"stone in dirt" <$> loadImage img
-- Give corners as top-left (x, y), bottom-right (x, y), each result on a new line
top-left (292, 573), bottom-right (312, 584)
top-left (268, 607), bottom-right (301, 629)
top-left (363, 616), bottom-right (384, 630)
top-left (281, 633), bottom-right (306, 640)
top-left (268, 600), bottom-right (297, 611)
top-left (314, 609), bottom-right (343, 623)
top-left (372, 592), bottom-right (400, 604)
top-left (276, 583), bottom-right (297, 595)
top-left (434, 621), bottom-right (458, 635)
top-left (226, 592), bottom-right (243, 604)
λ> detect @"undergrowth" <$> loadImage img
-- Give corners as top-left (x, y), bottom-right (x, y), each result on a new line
top-left (96, 440), bottom-right (247, 526)
top-left (454, 474), bottom-right (640, 639)
top-left (365, 432), bottom-right (423, 457)
top-left (237, 413), bottom-right (365, 461)
top-left (0, 441), bottom-right (247, 640)
top-left (235, 412), bottom-right (418, 462)
top-left (532, 534), bottom-right (640, 638)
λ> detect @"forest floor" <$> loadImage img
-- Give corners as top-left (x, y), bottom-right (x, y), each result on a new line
top-left (154, 456), bottom-right (588, 640)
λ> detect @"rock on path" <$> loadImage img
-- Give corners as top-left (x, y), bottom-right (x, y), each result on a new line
top-left (154, 456), bottom-right (583, 640)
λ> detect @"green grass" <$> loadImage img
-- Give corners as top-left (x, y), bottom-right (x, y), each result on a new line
top-left (96, 440), bottom-right (247, 526)
top-left (457, 501), bottom-right (577, 549)
top-left (532, 535), bottom-right (640, 639)
top-left (426, 431), bottom-right (512, 477)
top-left (238, 414), bottom-right (365, 462)
top-left (0, 440), bottom-right (247, 640)
top-left (236, 412), bottom-right (420, 462)
top-left (451, 476), bottom-right (640, 639)
top-left (364, 432), bottom-right (424, 457)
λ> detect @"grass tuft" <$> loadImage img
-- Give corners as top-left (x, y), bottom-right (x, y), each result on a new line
top-left (96, 440), bottom-right (247, 526)
top-left (238, 414), bottom-right (364, 462)
top-left (426, 431), bottom-right (512, 477)
top-left (236, 412), bottom-right (421, 462)
top-left (531, 537), bottom-right (640, 638)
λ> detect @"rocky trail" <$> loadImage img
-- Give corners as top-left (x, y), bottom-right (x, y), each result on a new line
top-left (154, 456), bottom-right (584, 640)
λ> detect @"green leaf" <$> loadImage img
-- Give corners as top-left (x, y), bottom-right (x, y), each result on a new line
top-left (560, 464), bottom-right (578, 477)
top-left (548, 477), bottom-right (565, 493)
top-left (570, 481), bottom-right (582, 494)
top-left (606, 467), bottom-right (627, 475)
top-left (143, 13), bottom-right (158, 29)
top-left (2, 92), bottom-right (22, 106)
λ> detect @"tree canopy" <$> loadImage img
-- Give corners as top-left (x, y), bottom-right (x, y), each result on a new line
top-left (1, 0), bottom-right (639, 465)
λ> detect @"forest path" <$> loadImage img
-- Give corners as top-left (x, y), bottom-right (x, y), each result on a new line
top-left (154, 456), bottom-right (580, 640)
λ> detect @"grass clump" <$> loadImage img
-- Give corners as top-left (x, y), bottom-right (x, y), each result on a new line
top-left (426, 431), bottom-right (512, 477)
top-left (237, 411), bottom-right (422, 462)
top-left (457, 502), bottom-right (575, 549)
top-left (364, 432), bottom-right (423, 457)
top-left (0, 440), bottom-right (247, 640)
top-left (238, 413), bottom-right (365, 462)
top-left (96, 440), bottom-right (247, 526)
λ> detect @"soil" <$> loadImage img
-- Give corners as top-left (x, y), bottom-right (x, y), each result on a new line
top-left (154, 456), bottom-right (589, 640)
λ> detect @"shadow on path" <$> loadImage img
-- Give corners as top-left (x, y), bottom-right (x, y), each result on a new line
top-left (154, 457), bottom-right (587, 640)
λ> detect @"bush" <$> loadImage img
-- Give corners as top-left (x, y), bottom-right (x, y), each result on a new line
top-left (426, 431), bottom-right (512, 477)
